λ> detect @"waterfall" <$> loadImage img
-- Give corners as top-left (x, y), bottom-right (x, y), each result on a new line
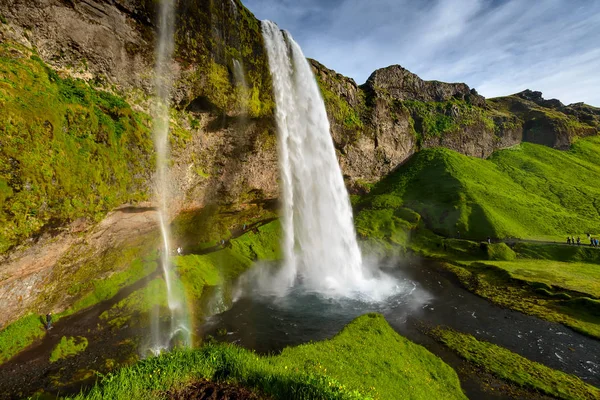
top-left (150, 0), bottom-right (190, 353)
top-left (261, 21), bottom-right (398, 300)
top-left (233, 59), bottom-right (248, 91)
top-left (233, 59), bottom-right (249, 115)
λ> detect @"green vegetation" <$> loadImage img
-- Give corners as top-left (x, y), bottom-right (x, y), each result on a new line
top-left (99, 219), bottom-right (281, 330)
top-left (488, 259), bottom-right (600, 298)
top-left (49, 336), bottom-right (89, 363)
top-left (486, 243), bottom-right (516, 261)
top-left (171, 204), bottom-right (277, 253)
top-left (437, 261), bottom-right (600, 339)
top-left (100, 278), bottom-right (168, 329)
top-left (175, 0), bottom-right (274, 118)
top-left (59, 255), bottom-right (158, 318)
top-left (71, 314), bottom-right (466, 400)
top-left (487, 95), bottom-right (599, 139)
top-left (403, 99), bottom-right (495, 142)
top-left (355, 137), bottom-right (600, 241)
top-left (431, 327), bottom-right (600, 400)
top-left (0, 41), bottom-right (153, 253)
top-left (0, 313), bottom-right (46, 364)
top-left (315, 75), bottom-right (364, 131)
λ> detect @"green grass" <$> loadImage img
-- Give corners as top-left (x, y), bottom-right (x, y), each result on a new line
top-left (0, 41), bottom-right (153, 253)
top-left (0, 313), bottom-right (46, 364)
top-left (488, 259), bottom-right (600, 298)
top-left (70, 314), bottom-right (466, 400)
top-left (431, 327), bottom-right (600, 400)
top-left (356, 137), bottom-right (600, 241)
top-left (59, 257), bottom-right (158, 318)
top-left (49, 336), bottom-right (89, 363)
top-left (515, 242), bottom-right (600, 264)
top-left (99, 278), bottom-right (168, 329)
top-left (486, 243), bottom-right (516, 261)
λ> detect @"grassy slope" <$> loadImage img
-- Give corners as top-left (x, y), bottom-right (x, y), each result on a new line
top-left (489, 259), bottom-right (600, 298)
top-left (356, 137), bottom-right (600, 242)
top-left (0, 41), bottom-right (153, 253)
top-left (0, 215), bottom-right (280, 366)
top-left (354, 137), bottom-right (600, 339)
top-left (72, 314), bottom-right (466, 400)
top-left (432, 327), bottom-right (600, 400)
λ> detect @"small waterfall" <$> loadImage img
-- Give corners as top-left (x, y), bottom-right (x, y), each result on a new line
top-left (233, 59), bottom-right (249, 115)
top-left (261, 21), bottom-right (398, 300)
top-left (233, 59), bottom-right (248, 91)
top-left (150, 0), bottom-right (190, 352)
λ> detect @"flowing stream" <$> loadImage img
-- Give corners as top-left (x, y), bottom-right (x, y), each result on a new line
top-left (150, 0), bottom-right (190, 352)
top-left (260, 21), bottom-right (397, 300)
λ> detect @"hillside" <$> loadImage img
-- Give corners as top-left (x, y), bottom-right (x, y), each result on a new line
top-left (356, 136), bottom-right (600, 241)
top-left (311, 60), bottom-right (600, 191)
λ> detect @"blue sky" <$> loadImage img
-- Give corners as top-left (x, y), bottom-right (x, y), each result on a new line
top-left (244, 0), bottom-right (600, 106)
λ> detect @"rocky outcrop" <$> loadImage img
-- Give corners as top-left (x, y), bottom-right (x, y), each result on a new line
top-left (488, 92), bottom-right (599, 150)
top-left (364, 65), bottom-right (486, 107)
top-left (312, 63), bottom-right (599, 189)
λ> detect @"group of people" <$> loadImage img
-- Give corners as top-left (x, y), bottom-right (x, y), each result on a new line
top-left (567, 233), bottom-right (599, 247)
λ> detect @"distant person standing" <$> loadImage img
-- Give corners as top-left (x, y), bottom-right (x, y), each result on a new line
top-left (487, 237), bottom-right (491, 244)
top-left (567, 237), bottom-right (571, 245)
top-left (577, 237), bottom-right (581, 246)
top-left (45, 313), bottom-right (53, 330)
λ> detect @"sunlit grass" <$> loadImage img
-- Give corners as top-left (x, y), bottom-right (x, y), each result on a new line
top-left (70, 314), bottom-right (466, 400)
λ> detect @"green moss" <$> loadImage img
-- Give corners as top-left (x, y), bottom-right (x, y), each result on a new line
top-left (402, 99), bottom-right (496, 141)
top-left (486, 243), bottom-right (516, 261)
top-left (70, 314), bottom-right (466, 400)
top-left (315, 74), bottom-right (364, 135)
top-left (100, 278), bottom-right (168, 329)
top-left (62, 258), bottom-right (158, 318)
top-left (49, 336), bottom-right (88, 363)
top-left (229, 220), bottom-right (281, 261)
top-left (174, 255), bottom-right (223, 301)
top-left (0, 42), bottom-right (152, 253)
top-left (0, 314), bottom-right (46, 364)
top-left (431, 327), bottom-right (600, 400)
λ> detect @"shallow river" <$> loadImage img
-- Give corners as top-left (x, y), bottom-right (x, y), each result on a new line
top-left (202, 258), bottom-right (600, 392)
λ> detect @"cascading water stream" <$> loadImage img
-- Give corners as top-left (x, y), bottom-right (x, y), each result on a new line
top-left (150, 0), bottom-right (190, 352)
top-left (260, 21), bottom-right (399, 301)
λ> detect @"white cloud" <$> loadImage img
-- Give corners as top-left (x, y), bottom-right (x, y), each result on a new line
top-left (244, 0), bottom-right (600, 105)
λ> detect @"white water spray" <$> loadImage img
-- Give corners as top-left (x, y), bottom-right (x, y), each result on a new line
top-left (150, 0), bottom-right (190, 352)
top-left (261, 21), bottom-right (398, 300)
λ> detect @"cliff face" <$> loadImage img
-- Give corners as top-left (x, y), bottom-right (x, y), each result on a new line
top-left (311, 62), bottom-right (600, 190)
top-left (0, 0), bottom-right (279, 326)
